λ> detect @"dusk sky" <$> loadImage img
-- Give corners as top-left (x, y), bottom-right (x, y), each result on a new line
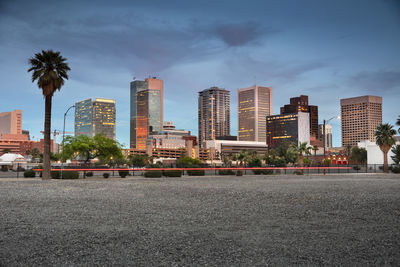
top-left (0, 0), bottom-right (399, 148)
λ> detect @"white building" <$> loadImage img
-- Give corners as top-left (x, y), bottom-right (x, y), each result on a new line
top-left (358, 136), bottom-right (400, 165)
top-left (204, 140), bottom-right (268, 155)
top-left (0, 153), bottom-right (27, 169)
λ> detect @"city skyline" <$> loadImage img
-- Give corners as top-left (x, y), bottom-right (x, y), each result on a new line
top-left (1, 0), bottom-right (399, 147)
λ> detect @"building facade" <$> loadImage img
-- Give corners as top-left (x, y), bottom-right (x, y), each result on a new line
top-left (318, 124), bottom-right (333, 148)
top-left (266, 112), bottom-right (310, 148)
top-left (130, 77), bottom-right (163, 149)
top-left (280, 95), bottom-right (318, 140)
top-left (75, 98), bottom-right (116, 140)
top-left (0, 110), bottom-right (22, 136)
top-left (340, 95), bottom-right (382, 147)
top-left (198, 87), bottom-right (230, 147)
top-left (238, 85), bottom-right (272, 142)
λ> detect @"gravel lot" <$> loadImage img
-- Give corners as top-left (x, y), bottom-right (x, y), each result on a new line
top-left (1, 174), bottom-right (399, 266)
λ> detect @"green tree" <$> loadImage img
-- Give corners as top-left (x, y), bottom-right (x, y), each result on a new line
top-left (177, 156), bottom-right (202, 167)
top-left (28, 50), bottom-right (70, 179)
top-left (391, 145), bottom-right (400, 165)
top-left (2, 148), bottom-right (11, 154)
top-left (312, 145), bottom-right (318, 156)
top-left (375, 123), bottom-right (396, 173)
top-left (349, 147), bottom-right (367, 164)
top-left (31, 148), bottom-right (41, 159)
top-left (63, 134), bottom-right (122, 165)
top-left (291, 142), bottom-right (312, 174)
top-left (397, 115), bottom-right (400, 134)
top-left (128, 154), bottom-right (150, 167)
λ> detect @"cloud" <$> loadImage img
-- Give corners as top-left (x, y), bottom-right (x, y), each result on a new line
top-left (348, 70), bottom-right (400, 92)
top-left (215, 23), bottom-right (277, 47)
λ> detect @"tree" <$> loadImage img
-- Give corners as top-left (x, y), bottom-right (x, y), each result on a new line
top-left (397, 115), bottom-right (400, 134)
top-left (177, 156), bottom-right (202, 167)
top-left (375, 123), bottom-right (396, 173)
top-left (349, 147), bottom-right (367, 164)
top-left (28, 50), bottom-right (70, 179)
top-left (312, 145), bottom-right (318, 156)
top-left (31, 148), bottom-right (41, 159)
top-left (2, 148), bottom-right (11, 154)
top-left (391, 145), bottom-right (400, 165)
top-left (63, 134), bottom-right (123, 165)
top-left (291, 142), bottom-right (312, 174)
top-left (129, 154), bottom-right (150, 167)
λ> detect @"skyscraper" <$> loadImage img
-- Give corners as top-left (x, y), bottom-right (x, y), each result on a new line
top-left (130, 77), bottom-right (163, 149)
top-left (238, 85), bottom-right (272, 142)
top-left (280, 95), bottom-right (319, 139)
top-left (198, 87), bottom-right (230, 147)
top-left (74, 98), bottom-right (116, 140)
top-left (319, 124), bottom-right (333, 148)
top-left (340, 95), bottom-right (382, 147)
top-left (0, 110), bottom-right (22, 136)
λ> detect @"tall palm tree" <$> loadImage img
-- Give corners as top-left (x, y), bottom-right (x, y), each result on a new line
top-left (375, 123), bottom-right (396, 173)
top-left (312, 145), bottom-right (318, 156)
top-left (397, 115), bottom-right (400, 134)
top-left (292, 142), bottom-right (312, 174)
top-left (28, 50), bottom-right (70, 179)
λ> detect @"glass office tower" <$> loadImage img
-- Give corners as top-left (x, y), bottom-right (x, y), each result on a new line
top-left (130, 77), bottom-right (163, 149)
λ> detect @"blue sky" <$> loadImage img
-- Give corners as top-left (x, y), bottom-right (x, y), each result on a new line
top-left (0, 0), bottom-right (399, 148)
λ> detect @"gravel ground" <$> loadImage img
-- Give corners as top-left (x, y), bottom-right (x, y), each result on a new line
top-left (0, 174), bottom-right (399, 266)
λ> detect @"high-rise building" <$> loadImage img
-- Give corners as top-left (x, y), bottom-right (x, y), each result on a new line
top-left (130, 77), bottom-right (163, 149)
top-left (266, 112), bottom-right (310, 148)
top-left (198, 87), bottom-right (230, 147)
top-left (74, 98), bottom-right (116, 140)
top-left (319, 124), bottom-right (332, 148)
top-left (0, 110), bottom-right (22, 136)
top-left (238, 85), bottom-right (273, 142)
top-left (280, 95), bottom-right (319, 140)
top-left (340, 95), bottom-right (382, 147)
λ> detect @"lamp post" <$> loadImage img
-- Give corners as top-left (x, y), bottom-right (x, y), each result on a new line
top-left (61, 105), bottom-right (75, 178)
top-left (323, 116), bottom-right (340, 163)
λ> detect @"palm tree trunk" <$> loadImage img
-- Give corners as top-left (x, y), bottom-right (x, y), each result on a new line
top-left (383, 151), bottom-right (388, 173)
top-left (298, 153), bottom-right (304, 174)
top-left (42, 95), bottom-right (52, 180)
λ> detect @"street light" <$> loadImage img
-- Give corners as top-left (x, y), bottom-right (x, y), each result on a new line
top-left (61, 105), bottom-right (75, 178)
top-left (323, 115), bottom-right (340, 163)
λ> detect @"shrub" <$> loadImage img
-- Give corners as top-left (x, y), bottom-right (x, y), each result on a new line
top-left (85, 171), bottom-right (93, 177)
top-left (144, 170), bottom-right (162, 178)
top-left (1, 166), bottom-right (8, 172)
top-left (187, 169), bottom-right (205, 176)
top-left (391, 166), bottom-right (400, 174)
top-left (236, 170), bottom-right (243, 176)
top-left (163, 169), bottom-right (182, 177)
top-left (23, 169), bottom-right (36, 177)
top-left (218, 169), bottom-right (235, 175)
top-left (103, 173), bottom-right (110, 178)
top-left (353, 166), bottom-right (361, 171)
top-left (51, 171), bottom-right (79, 179)
top-left (118, 170), bottom-right (129, 178)
top-left (294, 170), bottom-right (304, 175)
top-left (252, 169), bottom-right (273, 175)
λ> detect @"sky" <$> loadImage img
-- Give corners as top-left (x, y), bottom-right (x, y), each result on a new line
top-left (0, 0), bottom-right (399, 148)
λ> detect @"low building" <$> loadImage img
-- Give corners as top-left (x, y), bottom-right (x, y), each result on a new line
top-left (358, 137), bottom-right (400, 165)
top-left (0, 153), bottom-right (27, 170)
top-left (204, 140), bottom-right (269, 159)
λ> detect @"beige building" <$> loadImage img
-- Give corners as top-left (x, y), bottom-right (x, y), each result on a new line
top-left (238, 85), bottom-right (272, 142)
top-left (0, 110), bottom-right (22, 136)
top-left (340, 95), bottom-right (382, 147)
top-left (198, 87), bottom-right (230, 147)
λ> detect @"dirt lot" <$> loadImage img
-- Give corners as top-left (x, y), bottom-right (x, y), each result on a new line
top-left (1, 174), bottom-right (399, 266)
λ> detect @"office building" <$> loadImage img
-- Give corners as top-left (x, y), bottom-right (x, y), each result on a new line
top-left (198, 87), bottom-right (230, 147)
top-left (0, 110), bottom-right (22, 136)
top-left (280, 95), bottom-right (318, 139)
top-left (75, 98), bottom-right (116, 140)
top-left (238, 85), bottom-right (272, 142)
top-left (130, 77), bottom-right (163, 149)
top-left (319, 124), bottom-right (332, 148)
top-left (340, 95), bottom-right (382, 147)
top-left (266, 112), bottom-right (310, 148)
